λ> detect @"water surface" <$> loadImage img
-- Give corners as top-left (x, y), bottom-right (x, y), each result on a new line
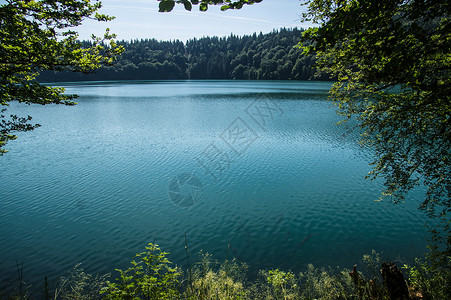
top-left (0, 80), bottom-right (429, 287)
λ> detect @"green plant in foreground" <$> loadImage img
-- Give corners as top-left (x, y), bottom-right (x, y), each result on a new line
top-left (54, 263), bottom-right (108, 300)
top-left (299, 264), bottom-right (356, 300)
top-left (4, 246), bottom-right (450, 299)
top-left (101, 243), bottom-right (181, 300)
top-left (189, 269), bottom-right (245, 300)
top-left (403, 248), bottom-right (451, 300)
top-left (184, 252), bottom-right (247, 300)
top-left (264, 269), bottom-right (297, 300)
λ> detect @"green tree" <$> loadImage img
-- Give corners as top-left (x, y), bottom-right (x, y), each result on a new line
top-left (39, 28), bottom-right (316, 82)
top-left (301, 0), bottom-right (450, 252)
top-left (0, 0), bottom-right (123, 154)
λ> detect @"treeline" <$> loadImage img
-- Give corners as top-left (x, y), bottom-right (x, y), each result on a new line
top-left (39, 28), bottom-right (328, 82)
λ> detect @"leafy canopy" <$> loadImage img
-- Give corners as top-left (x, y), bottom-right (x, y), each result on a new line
top-left (0, 0), bottom-right (123, 154)
top-left (158, 0), bottom-right (262, 12)
top-left (301, 0), bottom-right (451, 249)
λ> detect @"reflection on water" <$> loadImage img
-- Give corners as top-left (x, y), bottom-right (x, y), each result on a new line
top-left (0, 80), bottom-right (429, 288)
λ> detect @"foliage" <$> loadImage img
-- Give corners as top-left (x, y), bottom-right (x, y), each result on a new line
top-left (362, 250), bottom-right (384, 280)
top-left (188, 269), bottom-right (245, 299)
top-left (182, 252), bottom-right (384, 300)
top-left (101, 243), bottom-right (181, 300)
top-left (53, 263), bottom-right (109, 300)
top-left (39, 28), bottom-right (323, 82)
top-left (6, 247), bottom-right (449, 300)
top-left (0, 0), bottom-right (123, 154)
top-left (183, 252), bottom-right (248, 299)
top-left (0, 109), bottom-right (40, 155)
top-left (301, 0), bottom-right (451, 252)
top-left (250, 263), bottom-right (387, 300)
top-left (158, 0), bottom-right (262, 13)
top-left (263, 269), bottom-right (298, 299)
top-left (298, 264), bottom-right (357, 299)
top-left (403, 247), bottom-right (451, 299)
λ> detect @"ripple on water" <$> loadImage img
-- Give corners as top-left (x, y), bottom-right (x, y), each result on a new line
top-left (0, 81), bottom-right (430, 291)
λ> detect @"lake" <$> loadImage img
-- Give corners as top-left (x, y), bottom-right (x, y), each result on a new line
top-left (0, 80), bottom-right (429, 288)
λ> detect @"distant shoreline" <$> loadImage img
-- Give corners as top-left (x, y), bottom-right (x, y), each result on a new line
top-left (38, 28), bottom-right (333, 83)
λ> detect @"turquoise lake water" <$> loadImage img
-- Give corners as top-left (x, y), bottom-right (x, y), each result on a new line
top-left (0, 80), bottom-right (430, 287)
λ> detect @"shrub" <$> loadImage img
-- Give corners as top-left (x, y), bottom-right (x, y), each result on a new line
top-left (101, 243), bottom-right (181, 300)
top-left (403, 247), bottom-right (451, 299)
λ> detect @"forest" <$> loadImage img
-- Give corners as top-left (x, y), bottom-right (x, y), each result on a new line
top-left (38, 28), bottom-right (326, 82)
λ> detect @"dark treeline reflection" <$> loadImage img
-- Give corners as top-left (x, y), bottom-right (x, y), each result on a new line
top-left (39, 28), bottom-right (330, 82)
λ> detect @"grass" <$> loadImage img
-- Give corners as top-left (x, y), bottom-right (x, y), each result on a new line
top-left (1, 246), bottom-right (449, 299)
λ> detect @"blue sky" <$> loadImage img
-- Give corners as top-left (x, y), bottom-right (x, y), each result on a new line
top-left (77, 0), bottom-right (313, 41)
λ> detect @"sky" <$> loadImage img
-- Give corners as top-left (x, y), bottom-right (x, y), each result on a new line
top-left (76, 0), bottom-right (314, 42)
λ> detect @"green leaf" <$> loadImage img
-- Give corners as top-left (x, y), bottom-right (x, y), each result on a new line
top-left (199, 3), bottom-right (208, 12)
top-left (183, 0), bottom-right (192, 11)
top-left (159, 0), bottom-right (175, 12)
